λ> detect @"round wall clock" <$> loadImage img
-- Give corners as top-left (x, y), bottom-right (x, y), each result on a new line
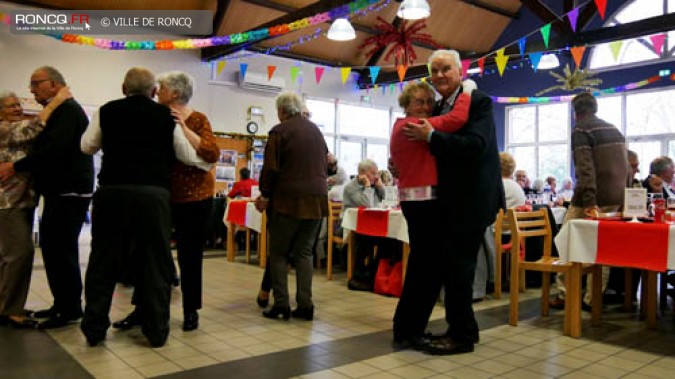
top-left (246, 121), bottom-right (259, 134)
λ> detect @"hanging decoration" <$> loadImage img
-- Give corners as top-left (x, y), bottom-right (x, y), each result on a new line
top-left (340, 67), bottom-right (352, 84)
top-left (290, 66), bottom-right (301, 84)
top-left (314, 67), bottom-right (325, 84)
top-left (529, 52), bottom-right (543, 72)
top-left (594, 0), bottom-right (607, 20)
top-left (495, 48), bottom-right (508, 77)
top-left (369, 66), bottom-right (381, 84)
top-left (567, 8), bottom-right (579, 32)
top-left (609, 41), bottom-right (623, 61)
top-left (358, 16), bottom-right (441, 67)
top-left (216, 61), bottom-right (227, 75)
top-left (0, 0), bottom-right (382, 51)
top-left (239, 63), bottom-right (249, 80)
top-left (493, 74), bottom-right (671, 104)
top-left (536, 64), bottom-right (602, 96)
top-left (650, 34), bottom-right (666, 55)
top-left (267, 65), bottom-right (277, 81)
top-left (396, 65), bottom-right (408, 82)
top-left (539, 24), bottom-right (551, 49)
top-left (570, 46), bottom-right (586, 68)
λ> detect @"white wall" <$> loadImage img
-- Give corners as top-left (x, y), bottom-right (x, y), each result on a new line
top-left (0, 2), bottom-right (401, 135)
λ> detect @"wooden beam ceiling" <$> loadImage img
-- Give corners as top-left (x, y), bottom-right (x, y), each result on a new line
top-left (212, 0), bottom-right (232, 36)
top-left (459, 0), bottom-right (519, 19)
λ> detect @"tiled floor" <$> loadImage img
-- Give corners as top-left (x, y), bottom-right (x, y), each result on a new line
top-left (3, 228), bottom-right (675, 378)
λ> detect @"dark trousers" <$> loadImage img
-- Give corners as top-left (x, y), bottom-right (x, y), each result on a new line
top-left (40, 195), bottom-right (90, 315)
top-left (82, 185), bottom-right (173, 344)
top-left (394, 200), bottom-right (445, 339)
top-left (394, 200), bottom-right (482, 343)
top-left (173, 199), bottom-right (212, 312)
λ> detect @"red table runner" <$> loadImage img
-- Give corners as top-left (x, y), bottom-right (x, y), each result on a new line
top-left (226, 201), bottom-right (248, 226)
top-left (356, 207), bottom-right (390, 237)
top-left (596, 220), bottom-right (669, 272)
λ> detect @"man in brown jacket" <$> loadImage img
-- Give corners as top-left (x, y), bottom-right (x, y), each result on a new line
top-left (551, 92), bottom-right (628, 310)
top-left (255, 92), bottom-right (328, 321)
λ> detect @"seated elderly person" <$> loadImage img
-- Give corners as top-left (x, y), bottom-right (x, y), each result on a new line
top-left (558, 177), bottom-right (575, 202)
top-left (643, 156), bottom-right (675, 198)
top-left (327, 153), bottom-right (347, 189)
top-left (499, 152), bottom-right (526, 209)
top-left (515, 169), bottom-right (534, 195)
top-left (342, 159), bottom-right (392, 291)
top-left (228, 167), bottom-right (258, 199)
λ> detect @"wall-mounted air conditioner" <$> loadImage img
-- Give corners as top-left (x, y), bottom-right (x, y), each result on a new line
top-left (238, 71), bottom-right (285, 93)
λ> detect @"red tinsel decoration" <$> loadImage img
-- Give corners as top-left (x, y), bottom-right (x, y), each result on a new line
top-left (358, 17), bottom-right (442, 67)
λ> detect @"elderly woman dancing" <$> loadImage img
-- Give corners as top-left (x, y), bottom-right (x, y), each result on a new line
top-left (0, 88), bottom-right (71, 328)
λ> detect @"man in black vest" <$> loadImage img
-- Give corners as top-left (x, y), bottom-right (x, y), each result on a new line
top-left (396, 50), bottom-right (504, 355)
top-left (0, 66), bottom-right (94, 329)
top-left (79, 67), bottom-right (204, 347)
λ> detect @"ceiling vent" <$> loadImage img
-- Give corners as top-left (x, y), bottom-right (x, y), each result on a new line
top-left (238, 71), bottom-right (285, 93)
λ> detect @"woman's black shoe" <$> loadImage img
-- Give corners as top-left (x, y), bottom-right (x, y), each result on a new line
top-left (1, 316), bottom-right (38, 329)
top-left (291, 306), bottom-right (314, 321)
top-left (262, 306), bottom-right (290, 320)
top-left (256, 290), bottom-right (270, 308)
top-left (183, 311), bottom-right (199, 331)
top-left (112, 311), bottom-right (140, 330)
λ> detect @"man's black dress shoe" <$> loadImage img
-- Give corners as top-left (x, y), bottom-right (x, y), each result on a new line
top-left (183, 311), bottom-right (199, 331)
top-left (262, 306), bottom-right (290, 320)
top-left (291, 306), bottom-right (314, 321)
top-left (424, 338), bottom-right (474, 356)
top-left (112, 311), bottom-right (140, 330)
top-left (37, 311), bottom-right (83, 330)
top-left (82, 329), bottom-right (106, 347)
top-left (392, 335), bottom-right (430, 351)
top-left (32, 307), bottom-right (56, 319)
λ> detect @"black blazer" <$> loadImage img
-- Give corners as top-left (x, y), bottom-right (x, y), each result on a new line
top-left (429, 89), bottom-right (505, 232)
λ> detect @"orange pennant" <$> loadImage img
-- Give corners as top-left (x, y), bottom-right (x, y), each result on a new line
top-left (267, 65), bottom-right (277, 81)
top-left (570, 46), bottom-right (586, 68)
top-left (397, 65), bottom-right (408, 82)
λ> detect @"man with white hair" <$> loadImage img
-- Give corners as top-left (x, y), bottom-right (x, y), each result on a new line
top-left (395, 49), bottom-right (504, 355)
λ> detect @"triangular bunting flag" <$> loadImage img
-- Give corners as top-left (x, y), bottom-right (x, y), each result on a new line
top-left (567, 8), bottom-right (579, 32)
top-left (570, 46), bottom-right (586, 68)
top-left (314, 67), bottom-right (325, 85)
top-left (397, 65), bottom-right (408, 82)
top-left (239, 63), bottom-right (248, 80)
top-left (290, 66), bottom-right (300, 84)
top-left (609, 41), bottom-right (623, 62)
top-left (650, 34), bottom-right (666, 55)
top-left (529, 52), bottom-right (543, 72)
top-left (369, 66), bottom-right (381, 84)
top-left (461, 59), bottom-right (471, 79)
top-left (389, 83), bottom-right (395, 95)
top-left (495, 49), bottom-right (508, 77)
top-left (518, 38), bottom-right (526, 58)
top-left (594, 0), bottom-right (607, 20)
top-left (216, 61), bottom-right (226, 75)
top-left (267, 65), bottom-right (277, 81)
top-left (540, 24), bottom-right (551, 48)
top-left (340, 67), bottom-right (351, 85)
top-left (477, 57), bottom-right (485, 76)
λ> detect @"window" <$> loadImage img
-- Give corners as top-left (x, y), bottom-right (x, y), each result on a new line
top-left (589, 0), bottom-right (674, 70)
top-left (306, 98), bottom-right (336, 153)
top-left (505, 86), bottom-right (675, 183)
top-left (506, 103), bottom-right (570, 181)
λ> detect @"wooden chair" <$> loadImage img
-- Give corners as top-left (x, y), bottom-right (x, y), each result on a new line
top-left (326, 200), bottom-right (343, 280)
top-left (508, 208), bottom-right (575, 332)
top-left (493, 209), bottom-right (525, 299)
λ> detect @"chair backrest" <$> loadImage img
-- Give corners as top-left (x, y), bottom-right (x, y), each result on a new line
top-left (507, 208), bottom-right (553, 260)
top-left (327, 200), bottom-right (343, 242)
top-left (494, 208), bottom-right (511, 250)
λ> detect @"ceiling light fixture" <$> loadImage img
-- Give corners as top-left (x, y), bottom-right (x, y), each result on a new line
top-left (327, 18), bottom-right (356, 41)
top-left (397, 0), bottom-right (431, 20)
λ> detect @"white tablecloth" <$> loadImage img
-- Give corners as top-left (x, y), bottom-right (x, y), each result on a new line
top-left (552, 206), bottom-right (567, 225)
top-left (341, 208), bottom-right (409, 243)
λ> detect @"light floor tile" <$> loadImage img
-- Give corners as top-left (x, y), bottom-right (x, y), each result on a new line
top-left (332, 362), bottom-right (382, 378)
top-left (387, 363), bottom-right (437, 379)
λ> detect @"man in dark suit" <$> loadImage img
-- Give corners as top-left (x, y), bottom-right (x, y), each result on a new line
top-left (395, 49), bottom-right (504, 355)
top-left (0, 66), bottom-right (94, 329)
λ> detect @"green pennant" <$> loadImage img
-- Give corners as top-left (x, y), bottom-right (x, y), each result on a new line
top-left (540, 24), bottom-right (551, 49)
top-left (290, 66), bottom-right (300, 84)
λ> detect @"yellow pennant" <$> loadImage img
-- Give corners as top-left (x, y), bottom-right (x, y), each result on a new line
top-left (495, 48), bottom-right (509, 77)
top-left (340, 67), bottom-right (352, 85)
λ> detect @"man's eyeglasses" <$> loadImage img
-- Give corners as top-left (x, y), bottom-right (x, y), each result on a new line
top-left (29, 79), bottom-right (51, 88)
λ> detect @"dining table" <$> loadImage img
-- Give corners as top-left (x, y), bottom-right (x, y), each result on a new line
top-left (223, 199), bottom-right (267, 268)
top-left (341, 207), bottom-right (410, 282)
top-left (555, 218), bottom-right (673, 337)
